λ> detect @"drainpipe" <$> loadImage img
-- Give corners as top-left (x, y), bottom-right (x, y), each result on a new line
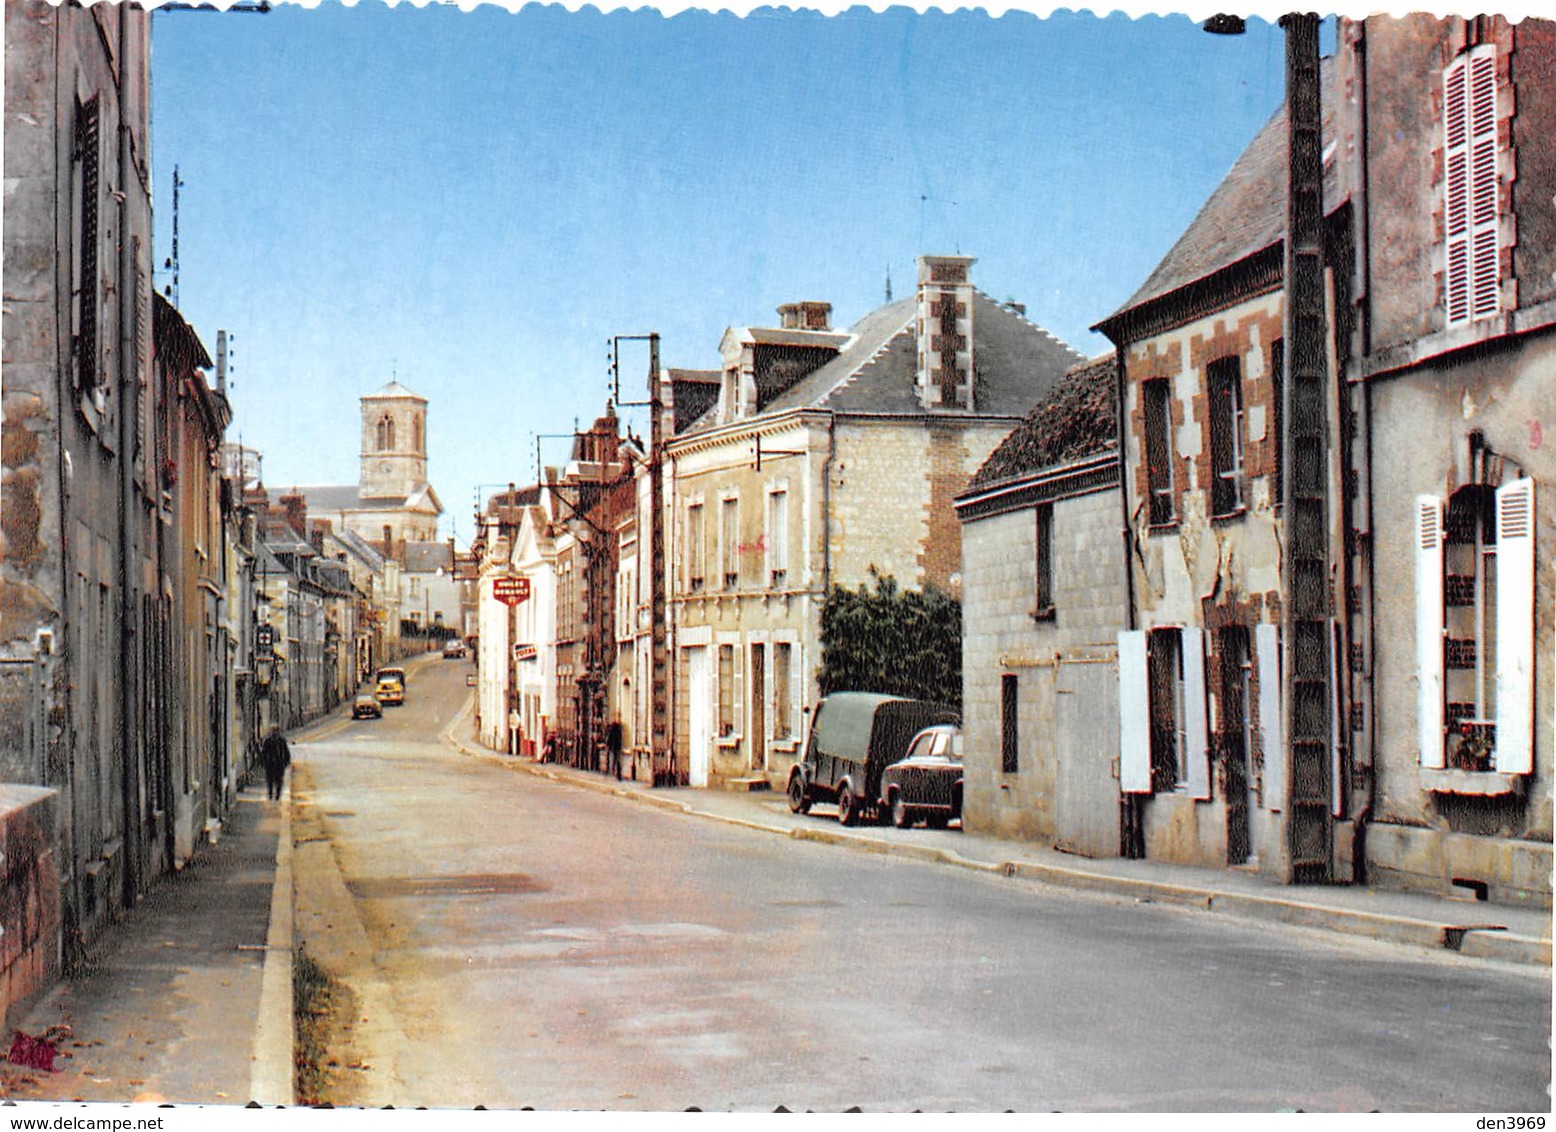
top-left (820, 412), bottom-right (836, 598)
top-left (1348, 19), bottom-right (1376, 885)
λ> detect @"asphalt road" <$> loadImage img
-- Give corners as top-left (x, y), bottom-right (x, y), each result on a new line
top-left (292, 656), bottom-right (1552, 1113)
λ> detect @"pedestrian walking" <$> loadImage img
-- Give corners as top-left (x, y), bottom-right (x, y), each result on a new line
top-left (260, 729), bottom-right (291, 801)
top-left (606, 719), bottom-right (624, 780)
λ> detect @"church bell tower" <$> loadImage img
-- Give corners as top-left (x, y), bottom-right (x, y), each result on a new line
top-left (359, 381), bottom-right (428, 499)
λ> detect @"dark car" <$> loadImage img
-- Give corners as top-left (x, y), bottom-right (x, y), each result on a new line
top-left (787, 692), bottom-right (960, 826)
top-left (352, 693), bottom-right (382, 720)
top-left (880, 723), bottom-right (963, 828)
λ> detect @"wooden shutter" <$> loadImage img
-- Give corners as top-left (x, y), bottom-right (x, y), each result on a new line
top-left (1495, 478), bottom-right (1534, 775)
top-left (1256, 623), bottom-right (1284, 812)
top-left (789, 643), bottom-right (801, 739)
top-left (732, 642), bottom-right (744, 738)
top-left (1416, 495), bottom-right (1446, 768)
top-left (1468, 49), bottom-right (1499, 319)
top-left (1117, 630), bottom-right (1151, 793)
top-left (1183, 628), bottom-right (1211, 799)
top-left (1445, 47), bottom-right (1499, 325)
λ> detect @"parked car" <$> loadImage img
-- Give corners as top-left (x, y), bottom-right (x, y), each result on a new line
top-left (787, 692), bottom-right (960, 826)
top-left (352, 693), bottom-right (383, 720)
top-left (375, 666), bottom-right (406, 706)
top-left (442, 638), bottom-right (468, 660)
top-left (880, 723), bottom-right (963, 829)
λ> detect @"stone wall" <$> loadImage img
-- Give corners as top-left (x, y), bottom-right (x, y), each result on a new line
top-left (0, 787), bottom-right (60, 1031)
top-left (961, 483), bottom-right (1127, 845)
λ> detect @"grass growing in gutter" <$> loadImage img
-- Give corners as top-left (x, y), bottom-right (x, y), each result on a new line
top-left (293, 943), bottom-right (335, 1106)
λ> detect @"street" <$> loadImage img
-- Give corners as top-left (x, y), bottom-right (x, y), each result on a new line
top-left (291, 657), bottom-right (1551, 1112)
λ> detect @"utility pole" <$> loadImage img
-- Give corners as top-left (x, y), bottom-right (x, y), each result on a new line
top-left (1280, 12), bottom-right (1335, 883)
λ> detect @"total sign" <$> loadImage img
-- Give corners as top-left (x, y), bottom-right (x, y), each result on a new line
top-left (492, 575), bottom-right (531, 606)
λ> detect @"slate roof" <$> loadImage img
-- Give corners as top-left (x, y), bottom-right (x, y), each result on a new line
top-left (968, 354), bottom-right (1119, 491)
top-left (293, 484), bottom-right (365, 511)
top-left (332, 527), bottom-right (385, 572)
top-left (1096, 56), bottom-right (1342, 334)
top-left (667, 370), bottom-right (721, 433)
top-left (684, 291), bottom-right (1083, 430)
top-left (402, 540), bottom-right (453, 574)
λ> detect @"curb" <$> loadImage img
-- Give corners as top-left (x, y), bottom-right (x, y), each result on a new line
top-left (445, 710), bottom-right (1551, 969)
top-left (250, 780), bottom-right (295, 1105)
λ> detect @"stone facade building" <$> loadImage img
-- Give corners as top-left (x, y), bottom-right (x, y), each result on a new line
top-left (666, 256), bottom-right (1084, 788)
top-left (1084, 15), bottom-right (1553, 903)
top-left (1342, 16), bottom-right (1553, 905)
top-left (2, 0), bottom-right (158, 995)
top-left (955, 356), bottom-right (1126, 854)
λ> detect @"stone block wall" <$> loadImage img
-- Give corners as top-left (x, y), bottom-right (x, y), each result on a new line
top-left (0, 786), bottom-right (60, 1031)
top-left (961, 484), bottom-right (1127, 844)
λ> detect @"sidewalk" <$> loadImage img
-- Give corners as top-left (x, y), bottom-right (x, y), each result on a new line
top-left (1, 778), bottom-right (294, 1107)
top-left (445, 717), bottom-right (1551, 970)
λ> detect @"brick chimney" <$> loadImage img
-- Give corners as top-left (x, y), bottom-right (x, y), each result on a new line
top-left (279, 491), bottom-right (308, 540)
top-left (915, 255), bottom-right (977, 410)
top-left (777, 301), bottom-right (832, 331)
top-left (309, 518), bottom-right (332, 555)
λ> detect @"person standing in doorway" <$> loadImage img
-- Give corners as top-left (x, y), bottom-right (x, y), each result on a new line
top-left (260, 728), bottom-right (291, 801)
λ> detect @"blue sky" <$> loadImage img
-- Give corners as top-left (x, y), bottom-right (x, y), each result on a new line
top-left (149, 2), bottom-right (1306, 546)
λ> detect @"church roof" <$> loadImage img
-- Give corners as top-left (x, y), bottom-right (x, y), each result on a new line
top-left (366, 380), bottom-right (426, 402)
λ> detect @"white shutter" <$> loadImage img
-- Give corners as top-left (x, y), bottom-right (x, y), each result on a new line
top-left (733, 642), bottom-right (744, 738)
top-left (1417, 495), bottom-right (1446, 768)
top-left (1183, 627), bottom-right (1211, 800)
top-left (1468, 49), bottom-right (1500, 319)
top-left (1256, 623), bottom-right (1284, 812)
top-left (1495, 478), bottom-right (1535, 775)
top-left (1444, 55), bottom-right (1471, 324)
top-left (1117, 631), bottom-right (1151, 793)
top-left (1445, 47), bottom-right (1500, 325)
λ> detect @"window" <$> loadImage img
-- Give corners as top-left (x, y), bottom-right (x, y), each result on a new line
top-left (1444, 45), bottom-right (1499, 325)
top-left (72, 96), bottom-right (101, 391)
top-left (686, 503), bottom-right (705, 591)
top-left (1416, 477), bottom-right (1535, 773)
top-left (772, 642), bottom-right (793, 739)
top-left (720, 496), bottom-right (740, 589)
top-left (412, 415), bottom-right (423, 453)
top-left (377, 414), bottom-right (395, 452)
top-left (767, 488), bottom-right (789, 588)
top-left (717, 642), bottom-right (739, 737)
top-left (1143, 379), bottom-right (1175, 526)
top-left (1001, 674), bottom-right (1018, 773)
top-left (1033, 503), bottom-right (1054, 619)
top-left (1118, 627), bottom-right (1210, 797)
top-left (1207, 356), bottom-right (1245, 517)
top-left (1269, 338), bottom-right (1285, 507)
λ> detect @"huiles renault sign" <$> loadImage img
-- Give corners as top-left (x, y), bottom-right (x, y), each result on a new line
top-left (492, 576), bottom-right (531, 606)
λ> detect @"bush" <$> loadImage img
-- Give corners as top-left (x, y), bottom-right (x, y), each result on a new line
top-left (818, 568), bottom-right (961, 709)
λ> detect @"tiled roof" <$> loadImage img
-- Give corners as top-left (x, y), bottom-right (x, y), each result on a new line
top-left (369, 380), bottom-right (425, 401)
top-left (968, 354), bottom-right (1119, 490)
top-left (1096, 56), bottom-right (1341, 333)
